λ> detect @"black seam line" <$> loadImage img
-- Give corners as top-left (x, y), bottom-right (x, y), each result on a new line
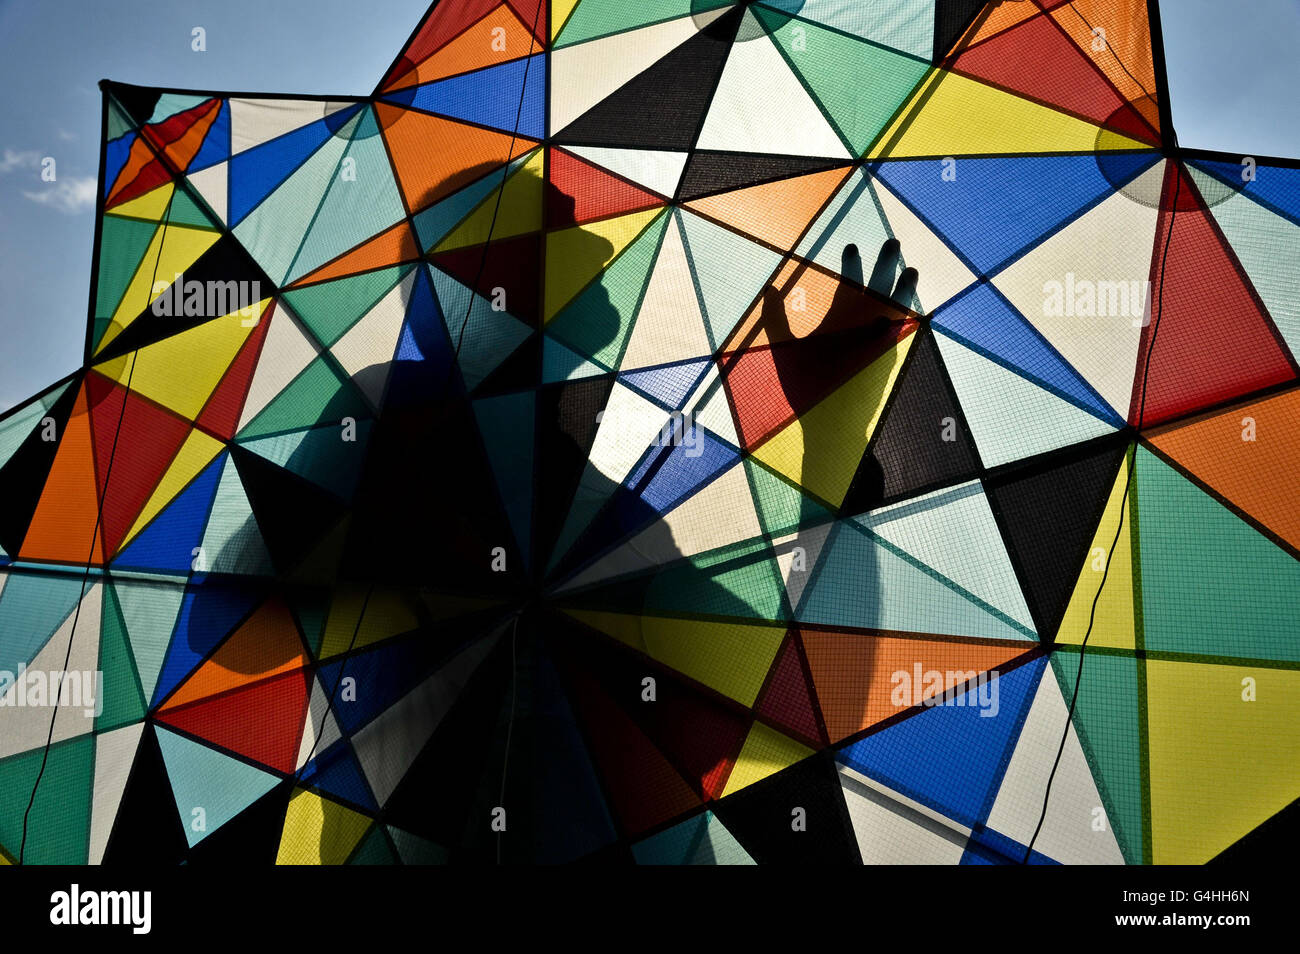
top-left (1023, 164), bottom-right (1182, 864)
top-left (19, 174), bottom-right (180, 866)
top-left (290, 0), bottom-right (544, 831)
top-left (1146, 0), bottom-right (1178, 148)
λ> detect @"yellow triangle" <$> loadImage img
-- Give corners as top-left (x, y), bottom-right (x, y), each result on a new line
top-left (1147, 660), bottom-right (1300, 863)
top-left (95, 224), bottom-right (224, 356)
top-left (276, 788), bottom-right (373, 865)
top-left (543, 207), bottom-right (662, 323)
top-left (1056, 452), bottom-right (1136, 649)
top-left (565, 609), bottom-right (786, 707)
top-left (93, 299), bottom-right (269, 421)
top-left (319, 585), bottom-right (421, 658)
top-left (722, 722), bottom-right (813, 797)
top-left (108, 182), bottom-right (176, 222)
top-left (434, 147), bottom-right (545, 253)
top-left (117, 428), bottom-right (225, 554)
top-left (752, 331), bottom-right (914, 507)
top-left (869, 69), bottom-right (1152, 158)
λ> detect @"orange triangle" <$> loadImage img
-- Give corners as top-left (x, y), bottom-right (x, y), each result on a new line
top-left (18, 382), bottom-right (105, 565)
top-left (388, 4), bottom-right (539, 91)
top-left (160, 599), bottom-right (307, 712)
top-left (801, 629), bottom-right (1033, 743)
top-left (290, 220), bottom-right (421, 287)
top-left (376, 104), bottom-right (539, 214)
top-left (685, 165), bottom-right (852, 252)
top-left (1147, 388), bottom-right (1300, 551)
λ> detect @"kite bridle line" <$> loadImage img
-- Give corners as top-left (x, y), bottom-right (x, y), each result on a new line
top-left (19, 135), bottom-right (177, 864)
top-left (1021, 0), bottom-right (1175, 864)
top-left (291, 0), bottom-right (544, 859)
top-left (1022, 166), bottom-right (1181, 864)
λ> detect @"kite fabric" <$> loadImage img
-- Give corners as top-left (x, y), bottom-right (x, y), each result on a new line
top-left (0, 0), bottom-right (1298, 866)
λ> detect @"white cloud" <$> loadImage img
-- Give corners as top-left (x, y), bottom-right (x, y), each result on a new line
top-left (23, 177), bottom-right (97, 214)
top-left (0, 149), bottom-right (41, 174)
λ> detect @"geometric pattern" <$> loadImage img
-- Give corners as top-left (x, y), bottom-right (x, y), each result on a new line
top-left (2, 0), bottom-right (1298, 865)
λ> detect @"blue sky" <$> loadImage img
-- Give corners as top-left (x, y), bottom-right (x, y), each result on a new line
top-left (0, 0), bottom-right (1297, 410)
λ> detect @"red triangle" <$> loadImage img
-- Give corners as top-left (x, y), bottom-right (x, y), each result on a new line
top-left (86, 371), bottom-right (194, 557)
top-left (755, 633), bottom-right (825, 748)
top-left (560, 661), bottom-right (702, 836)
top-left (948, 12), bottom-right (1159, 145)
top-left (1131, 163), bottom-right (1297, 427)
top-left (157, 667), bottom-right (311, 774)
top-left (548, 148), bottom-right (667, 227)
top-left (430, 232), bottom-right (542, 325)
top-left (196, 300), bottom-right (274, 440)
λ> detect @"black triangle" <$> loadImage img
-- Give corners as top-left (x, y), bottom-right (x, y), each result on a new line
top-left (985, 435), bottom-right (1129, 644)
top-left (0, 376), bottom-right (82, 556)
top-left (553, 8), bottom-right (742, 151)
top-left (229, 443), bottom-right (349, 577)
top-left (933, 0), bottom-right (991, 64)
top-left (843, 329), bottom-right (980, 514)
top-left (535, 375), bottom-right (616, 572)
top-left (1209, 795), bottom-right (1300, 865)
top-left (101, 722), bottom-right (190, 865)
top-left (103, 81), bottom-right (164, 128)
top-left (711, 750), bottom-right (861, 864)
top-left (678, 152), bottom-right (851, 201)
top-left (95, 232), bottom-right (277, 364)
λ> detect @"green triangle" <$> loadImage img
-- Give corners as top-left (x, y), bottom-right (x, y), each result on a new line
top-left (238, 356), bottom-right (372, 440)
top-left (755, 6), bottom-right (930, 156)
top-left (1052, 649), bottom-right (1145, 864)
top-left (168, 184), bottom-right (222, 231)
top-left (0, 735), bottom-right (94, 864)
top-left (547, 210), bottom-right (669, 370)
top-left (1136, 446), bottom-right (1300, 663)
top-left (646, 539), bottom-right (787, 621)
top-left (94, 216), bottom-right (160, 325)
top-left (555, 0), bottom-right (733, 47)
top-left (745, 457), bottom-right (832, 537)
top-left (387, 826), bottom-right (448, 864)
top-left (349, 823), bottom-right (399, 865)
top-left (283, 266), bottom-right (412, 349)
top-left (96, 581), bottom-right (148, 732)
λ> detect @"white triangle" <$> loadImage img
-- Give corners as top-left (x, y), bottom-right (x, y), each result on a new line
top-left (686, 363), bottom-right (740, 448)
top-left (561, 461), bottom-right (762, 590)
top-left (872, 174), bottom-right (977, 314)
top-left (985, 666), bottom-right (1126, 864)
top-left (696, 11), bottom-right (851, 159)
top-left (0, 584), bottom-right (102, 759)
top-left (229, 97), bottom-right (349, 155)
top-left (237, 303), bottom-right (322, 431)
top-left (89, 722), bottom-right (147, 864)
top-left (330, 270), bottom-right (415, 409)
top-left (295, 676), bottom-right (344, 772)
top-left (187, 162), bottom-right (228, 225)
top-left (552, 13), bottom-right (725, 133)
top-left (993, 161), bottom-right (1164, 417)
top-left (773, 520), bottom-right (833, 613)
top-left (566, 146), bottom-right (688, 199)
top-left (935, 331), bottom-right (1117, 468)
top-left (838, 763), bottom-right (970, 864)
top-left (621, 216), bottom-right (713, 370)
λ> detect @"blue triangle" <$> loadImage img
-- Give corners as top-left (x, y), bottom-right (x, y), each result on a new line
top-left (114, 454), bottom-right (225, 575)
top-left (227, 104), bottom-right (362, 226)
top-left (189, 99), bottom-right (230, 173)
top-left (837, 657), bottom-right (1046, 829)
top-left (300, 740), bottom-right (377, 811)
top-left (1190, 158), bottom-right (1300, 227)
top-left (872, 153), bottom-right (1159, 274)
top-left (383, 55), bottom-right (546, 140)
top-left (104, 133), bottom-right (135, 198)
top-left (620, 359), bottom-right (711, 410)
top-left (933, 282), bottom-right (1121, 423)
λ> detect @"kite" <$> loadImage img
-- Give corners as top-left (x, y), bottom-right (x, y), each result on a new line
top-left (1, 0), bottom-right (1298, 866)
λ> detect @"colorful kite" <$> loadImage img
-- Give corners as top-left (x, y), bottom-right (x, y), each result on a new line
top-left (1, 0), bottom-right (1297, 866)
